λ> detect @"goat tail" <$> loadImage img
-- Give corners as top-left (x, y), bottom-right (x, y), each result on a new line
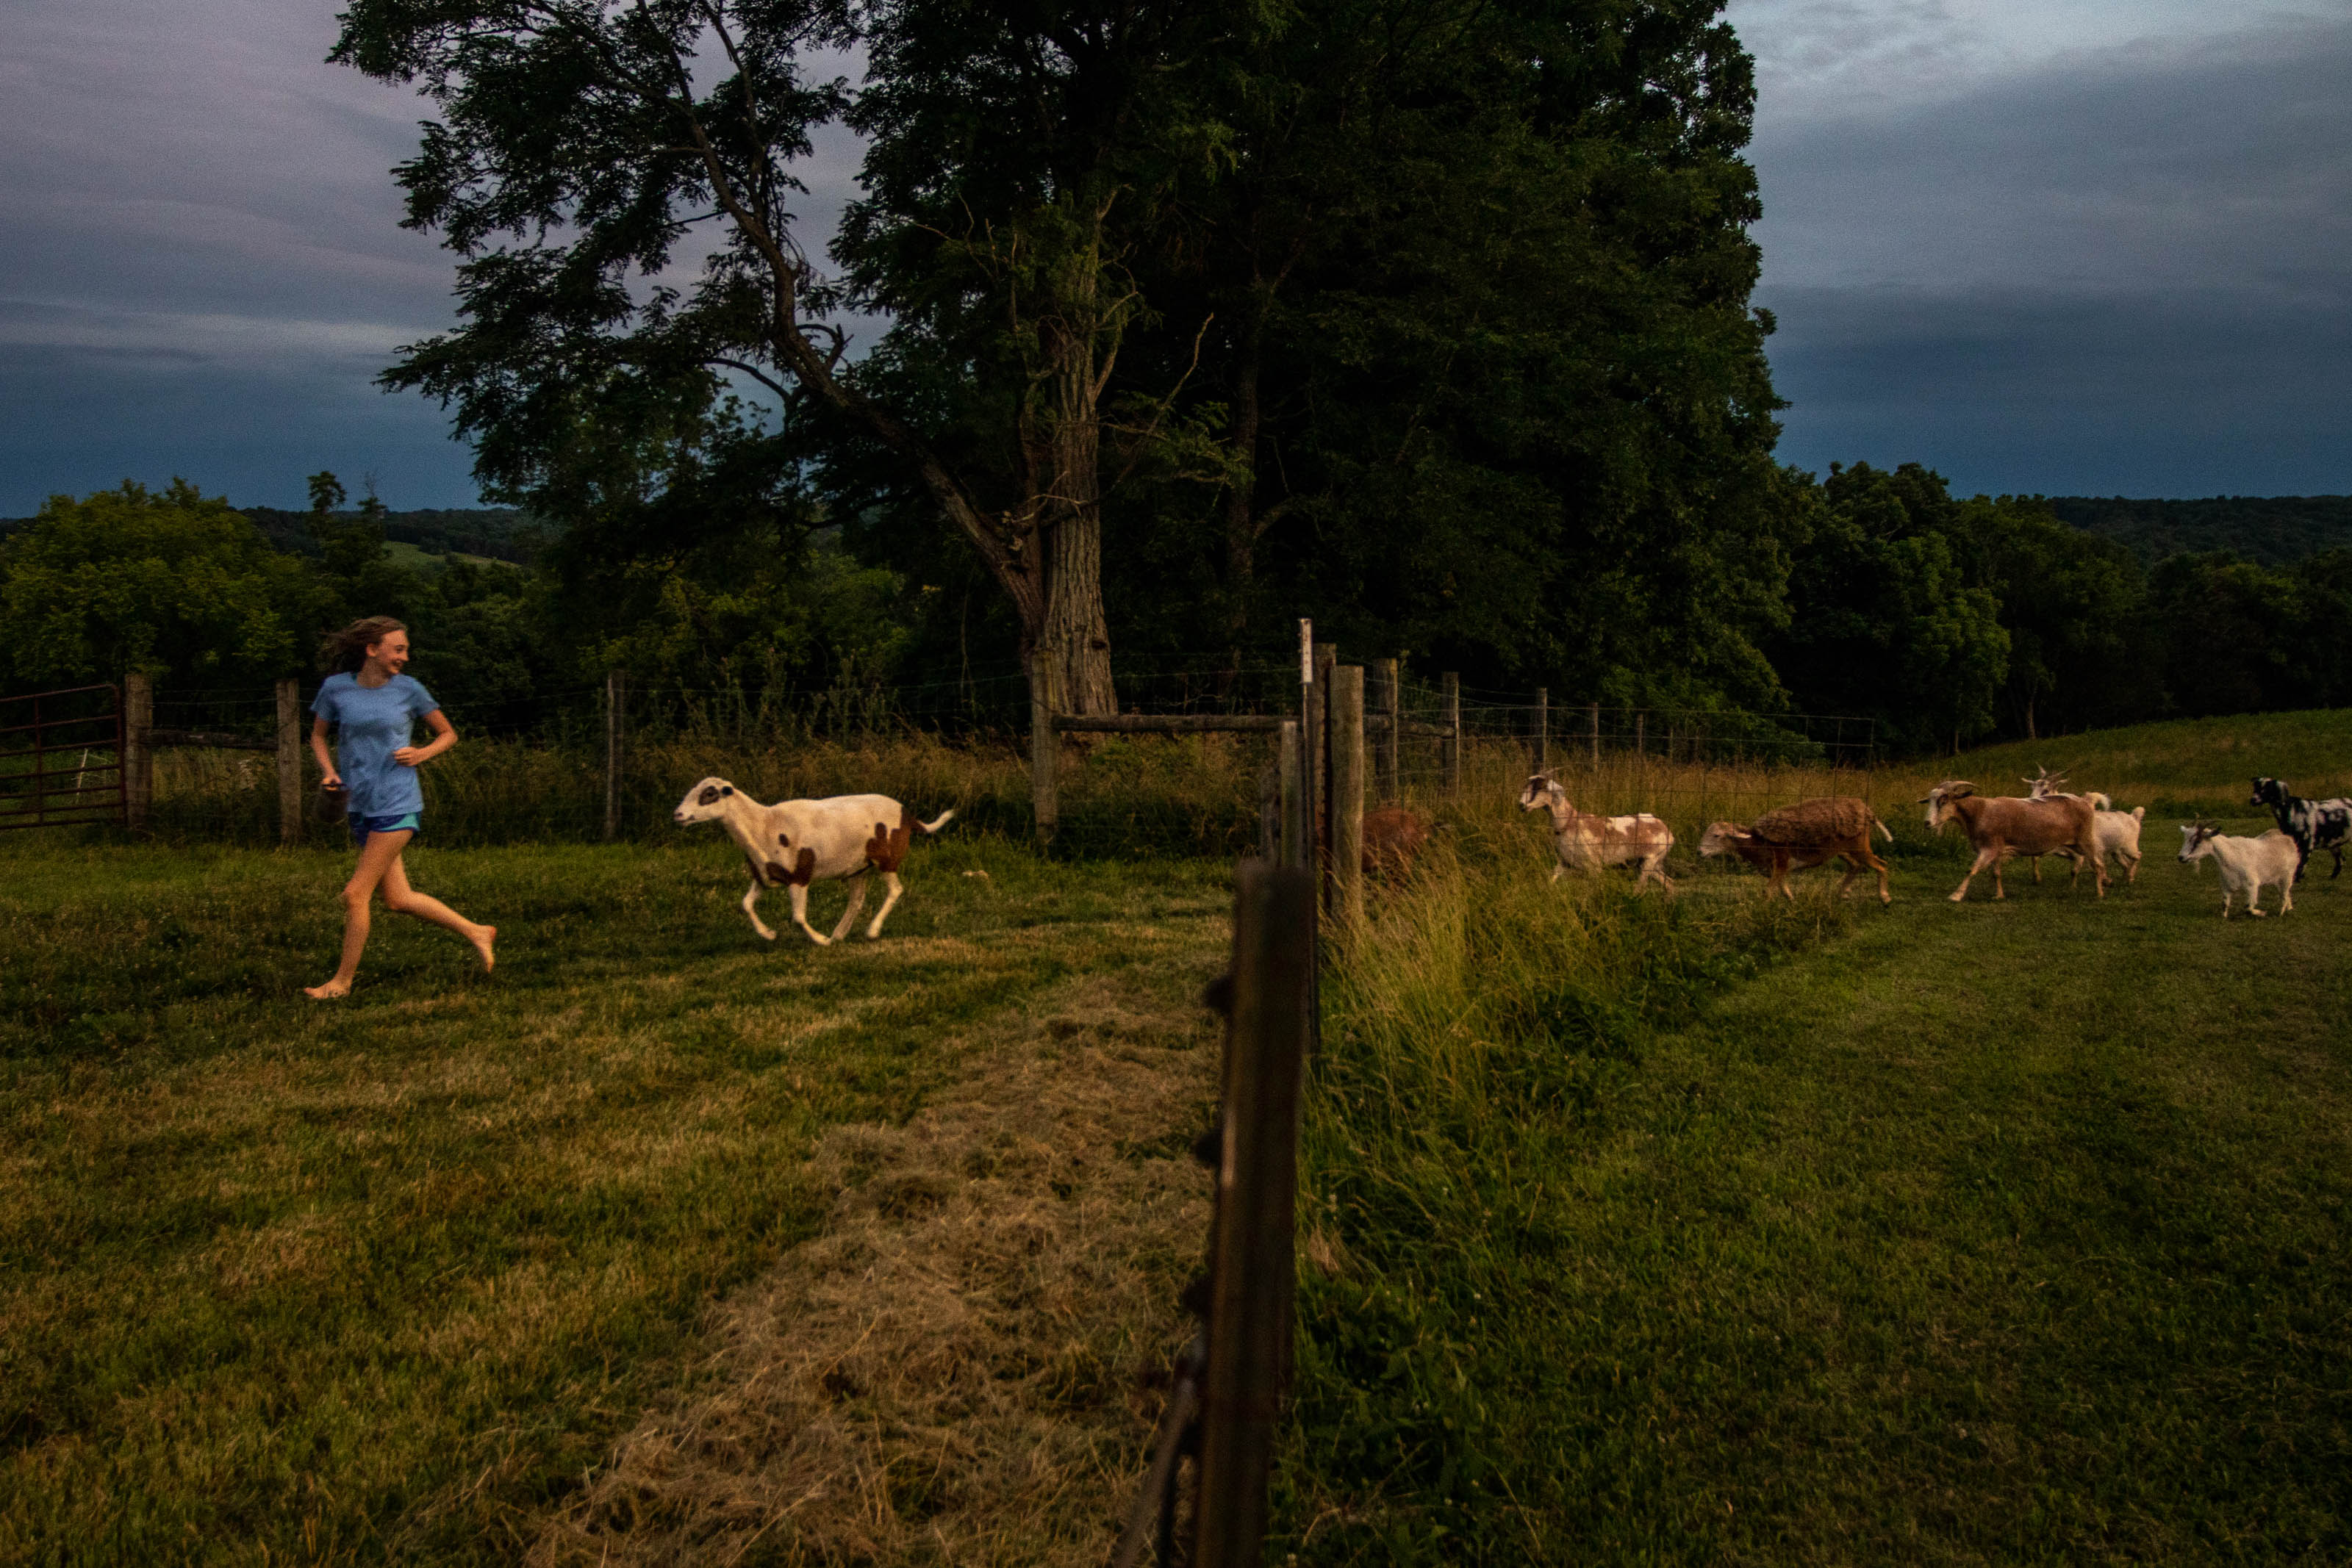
top-left (1873, 813), bottom-right (1893, 843)
top-left (2131, 805), bottom-right (2146, 821)
top-left (916, 808), bottom-right (957, 835)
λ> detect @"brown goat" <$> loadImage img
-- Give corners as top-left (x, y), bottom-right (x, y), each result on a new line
top-left (1919, 780), bottom-right (2103, 902)
top-left (1362, 806), bottom-right (1432, 877)
top-left (1699, 796), bottom-right (1893, 903)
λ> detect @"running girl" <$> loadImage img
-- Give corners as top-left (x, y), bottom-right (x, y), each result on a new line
top-left (304, 616), bottom-right (495, 999)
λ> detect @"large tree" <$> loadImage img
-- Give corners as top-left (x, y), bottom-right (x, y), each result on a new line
top-left (338, 0), bottom-right (1793, 708)
top-left (334, 0), bottom-right (1256, 714)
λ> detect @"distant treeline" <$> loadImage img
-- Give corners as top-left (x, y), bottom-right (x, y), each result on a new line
top-left (1, 503), bottom-right (548, 565)
top-left (6, 471), bottom-right (2352, 758)
top-left (2048, 495), bottom-right (2352, 567)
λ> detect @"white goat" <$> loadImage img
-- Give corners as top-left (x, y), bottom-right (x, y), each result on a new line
top-left (1519, 774), bottom-right (1675, 893)
top-left (2023, 773), bottom-right (2146, 885)
top-left (673, 777), bottom-right (955, 944)
top-left (2177, 821), bottom-right (2298, 918)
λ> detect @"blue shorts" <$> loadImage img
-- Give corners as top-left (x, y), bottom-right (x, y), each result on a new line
top-left (350, 812), bottom-right (422, 849)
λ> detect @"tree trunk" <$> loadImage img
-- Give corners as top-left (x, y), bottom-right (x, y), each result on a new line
top-left (1034, 317), bottom-right (1116, 716)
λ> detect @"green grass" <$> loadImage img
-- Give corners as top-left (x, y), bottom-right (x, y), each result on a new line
top-left (1280, 824), bottom-right (2352, 1563)
top-left (0, 830), bottom-right (1229, 1564)
top-left (1896, 708), bottom-right (2352, 817)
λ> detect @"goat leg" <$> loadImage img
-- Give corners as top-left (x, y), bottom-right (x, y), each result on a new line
top-left (742, 880), bottom-right (778, 942)
top-left (789, 882), bottom-right (833, 946)
top-left (830, 875), bottom-right (871, 941)
top-left (866, 871), bottom-right (906, 938)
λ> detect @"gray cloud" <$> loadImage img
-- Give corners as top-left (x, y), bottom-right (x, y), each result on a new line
top-left (0, 1), bottom-right (862, 515)
top-left (4, 2), bottom-right (2345, 512)
top-left (1752, 11), bottom-right (2352, 494)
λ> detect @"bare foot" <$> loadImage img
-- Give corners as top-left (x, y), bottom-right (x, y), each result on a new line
top-left (471, 925), bottom-right (498, 974)
top-left (304, 980), bottom-right (351, 1000)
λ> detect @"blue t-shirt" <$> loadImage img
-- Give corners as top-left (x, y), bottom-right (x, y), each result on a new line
top-left (312, 673), bottom-right (440, 818)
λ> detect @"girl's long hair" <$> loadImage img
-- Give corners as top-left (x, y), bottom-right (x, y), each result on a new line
top-left (320, 616), bottom-right (407, 675)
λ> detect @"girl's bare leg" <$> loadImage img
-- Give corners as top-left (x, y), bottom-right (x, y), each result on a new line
top-left (379, 855), bottom-right (497, 971)
top-left (306, 830), bottom-right (412, 999)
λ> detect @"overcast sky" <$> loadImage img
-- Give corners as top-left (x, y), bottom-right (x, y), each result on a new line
top-left (1, 0), bottom-right (2345, 515)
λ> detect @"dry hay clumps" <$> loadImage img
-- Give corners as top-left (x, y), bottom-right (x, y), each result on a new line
top-left (526, 979), bottom-right (1219, 1568)
top-left (1748, 795), bottom-right (1879, 846)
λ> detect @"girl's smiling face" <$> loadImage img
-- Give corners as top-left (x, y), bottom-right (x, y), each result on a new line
top-left (365, 630), bottom-right (411, 677)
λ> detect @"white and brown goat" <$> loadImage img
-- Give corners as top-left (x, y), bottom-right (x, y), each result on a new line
top-left (1918, 780), bottom-right (2104, 902)
top-left (1519, 774), bottom-right (1674, 893)
top-left (1699, 796), bottom-right (1893, 904)
top-left (673, 777), bottom-right (955, 945)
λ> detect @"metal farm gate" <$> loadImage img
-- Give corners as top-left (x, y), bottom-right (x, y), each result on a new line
top-left (0, 683), bottom-right (126, 830)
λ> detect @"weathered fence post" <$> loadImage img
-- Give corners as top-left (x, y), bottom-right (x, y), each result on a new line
top-left (1589, 700), bottom-right (1601, 766)
top-left (1376, 658), bottom-right (1400, 802)
top-left (1330, 666), bottom-right (1364, 927)
top-left (123, 671), bottom-right (152, 832)
top-left (1533, 686), bottom-right (1549, 776)
top-left (1635, 711), bottom-right (1646, 760)
top-left (1441, 672), bottom-right (1460, 796)
top-left (603, 670), bottom-right (626, 843)
top-left (1029, 652), bottom-right (1059, 848)
top-left (276, 678), bottom-right (301, 845)
top-left (1194, 859), bottom-right (1314, 1568)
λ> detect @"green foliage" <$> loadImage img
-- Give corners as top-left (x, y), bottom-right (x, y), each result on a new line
top-left (0, 481), bottom-right (323, 689)
top-left (1770, 461), bottom-right (2009, 748)
top-left (2050, 493), bottom-right (2352, 566)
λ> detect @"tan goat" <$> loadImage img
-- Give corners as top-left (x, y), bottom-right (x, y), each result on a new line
top-left (1919, 780), bottom-right (2104, 902)
top-left (1698, 796), bottom-right (1894, 904)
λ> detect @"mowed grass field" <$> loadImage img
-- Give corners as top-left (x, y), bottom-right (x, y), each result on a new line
top-left (0, 830), bottom-right (1231, 1564)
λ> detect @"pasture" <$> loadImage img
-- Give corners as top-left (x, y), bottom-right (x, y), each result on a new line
top-left (4, 711), bottom-right (2351, 1563)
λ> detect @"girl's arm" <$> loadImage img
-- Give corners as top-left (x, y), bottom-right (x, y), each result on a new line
top-left (310, 715), bottom-right (340, 788)
top-left (393, 709), bottom-right (458, 768)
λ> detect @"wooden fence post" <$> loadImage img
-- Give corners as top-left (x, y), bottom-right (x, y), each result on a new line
top-left (1441, 672), bottom-right (1460, 796)
top-left (276, 679), bottom-right (301, 845)
top-left (1534, 686), bottom-right (1548, 776)
top-left (123, 671), bottom-right (151, 832)
top-left (603, 670), bottom-right (626, 843)
top-left (1029, 652), bottom-right (1058, 848)
top-left (1194, 859), bottom-right (1314, 1568)
top-left (1330, 666), bottom-right (1364, 927)
top-left (1589, 700), bottom-right (1600, 767)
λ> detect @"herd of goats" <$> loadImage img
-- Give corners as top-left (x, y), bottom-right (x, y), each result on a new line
top-left (666, 765), bottom-right (2352, 944)
top-left (1510, 768), bottom-right (2352, 919)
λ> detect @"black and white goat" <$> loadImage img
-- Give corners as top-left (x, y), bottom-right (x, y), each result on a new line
top-left (2248, 777), bottom-right (2352, 880)
top-left (673, 777), bottom-right (954, 944)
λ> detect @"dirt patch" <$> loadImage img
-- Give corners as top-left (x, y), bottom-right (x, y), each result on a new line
top-left (525, 971), bottom-right (1222, 1567)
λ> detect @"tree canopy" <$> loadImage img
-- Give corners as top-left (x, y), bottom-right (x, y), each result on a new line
top-left (0, 481), bottom-right (321, 688)
top-left (332, 0), bottom-right (1790, 713)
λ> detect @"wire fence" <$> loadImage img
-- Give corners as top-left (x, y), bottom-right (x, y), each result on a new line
top-left (15, 662), bottom-right (1888, 865)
